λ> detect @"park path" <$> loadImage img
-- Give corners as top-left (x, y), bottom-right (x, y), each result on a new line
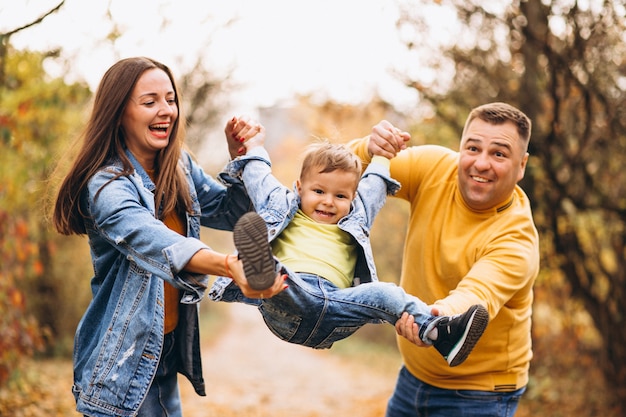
top-left (180, 303), bottom-right (399, 417)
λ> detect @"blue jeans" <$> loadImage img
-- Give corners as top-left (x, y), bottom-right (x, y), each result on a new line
top-left (220, 270), bottom-right (436, 349)
top-left (136, 331), bottom-right (182, 417)
top-left (386, 366), bottom-right (526, 417)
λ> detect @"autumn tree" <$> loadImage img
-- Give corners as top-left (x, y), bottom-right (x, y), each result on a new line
top-left (1, 46), bottom-right (94, 355)
top-left (1, 46), bottom-right (92, 384)
top-left (0, 1), bottom-right (84, 383)
top-left (395, 0), bottom-right (626, 412)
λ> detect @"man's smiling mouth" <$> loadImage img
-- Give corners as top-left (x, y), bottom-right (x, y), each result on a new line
top-left (471, 175), bottom-right (490, 183)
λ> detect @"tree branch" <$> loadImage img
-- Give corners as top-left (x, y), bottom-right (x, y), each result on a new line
top-left (1, 0), bottom-right (65, 38)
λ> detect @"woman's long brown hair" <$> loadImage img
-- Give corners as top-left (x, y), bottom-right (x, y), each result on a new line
top-left (53, 57), bottom-right (192, 235)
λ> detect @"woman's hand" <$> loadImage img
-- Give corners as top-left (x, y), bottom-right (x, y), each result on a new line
top-left (226, 254), bottom-right (288, 299)
top-left (224, 115), bottom-right (265, 159)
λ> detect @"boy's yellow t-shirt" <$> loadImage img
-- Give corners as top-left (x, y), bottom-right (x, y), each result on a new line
top-left (271, 210), bottom-right (356, 289)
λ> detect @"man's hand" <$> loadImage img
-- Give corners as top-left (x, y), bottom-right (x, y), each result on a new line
top-left (368, 120), bottom-right (411, 159)
top-left (396, 306), bottom-right (440, 347)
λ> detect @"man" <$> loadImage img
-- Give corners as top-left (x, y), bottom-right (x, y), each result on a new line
top-left (349, 102), bottom-right (540, 416)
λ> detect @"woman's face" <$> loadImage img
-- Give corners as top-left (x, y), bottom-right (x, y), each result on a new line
top-left (121, 68), bottom-right (178, 169)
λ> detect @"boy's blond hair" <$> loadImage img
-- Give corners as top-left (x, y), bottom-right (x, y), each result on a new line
top-left (299, 142), bottom-right (362, 185)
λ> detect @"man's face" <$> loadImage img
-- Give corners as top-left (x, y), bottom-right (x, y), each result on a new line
top-left (457, 118), bottom-right (528, 211)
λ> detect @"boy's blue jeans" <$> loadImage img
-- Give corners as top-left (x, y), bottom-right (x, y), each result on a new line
top-left (386, 366), bottom-right (526, 417)
top-left (219, 270), bottom-right (436, 349)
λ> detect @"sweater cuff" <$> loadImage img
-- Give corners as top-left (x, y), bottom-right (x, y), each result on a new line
top-left (371, 155), bottom-right (391, 168)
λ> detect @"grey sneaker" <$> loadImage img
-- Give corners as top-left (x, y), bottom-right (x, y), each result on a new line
top-left (233, 212), bottom-right (276, 291)
top-left (431, 304), bottom-right (489, 367)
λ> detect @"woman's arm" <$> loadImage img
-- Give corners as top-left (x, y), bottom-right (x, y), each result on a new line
top-left (184, 248), bottom-right (286, 298)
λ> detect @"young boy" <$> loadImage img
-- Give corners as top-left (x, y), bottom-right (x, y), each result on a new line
top-left (209, 122), bottom-right (488, 367)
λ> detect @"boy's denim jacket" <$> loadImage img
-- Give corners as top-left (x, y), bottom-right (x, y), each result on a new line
top-left (211, 146), bottom-right (400, 299)
top-left (73, 149), bottom-right (251, 417)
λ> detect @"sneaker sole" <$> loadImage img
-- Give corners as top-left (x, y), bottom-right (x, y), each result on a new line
top-left (447, 305), bottom-right (489, 367)
top-left (233, 212), bottom-right (276, 291)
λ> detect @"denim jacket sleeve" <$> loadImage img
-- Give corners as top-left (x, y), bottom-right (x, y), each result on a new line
top-left (352, 160), bottom-right (401, 229)
top-left (221, 146), bottom-right (298, 229)
top-left (87, 166), bottom-right (209, 301)
top-left (181, 152), bottom-right (253, 231)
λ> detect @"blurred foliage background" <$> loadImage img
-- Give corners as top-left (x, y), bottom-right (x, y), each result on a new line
top-left (1, 0), bottom-right (625, 415)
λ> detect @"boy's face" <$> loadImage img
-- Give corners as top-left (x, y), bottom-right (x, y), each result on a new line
top-left (296, 167), bottom-right (358, 224)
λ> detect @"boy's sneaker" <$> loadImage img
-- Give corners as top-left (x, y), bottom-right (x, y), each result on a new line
top-left (432, 304), bottom-right (489, 367)
top-left (233, 212), bottom-right (276, 291)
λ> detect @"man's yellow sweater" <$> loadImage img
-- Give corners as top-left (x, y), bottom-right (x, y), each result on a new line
top-left (350, 141), bottom-right (539, 391)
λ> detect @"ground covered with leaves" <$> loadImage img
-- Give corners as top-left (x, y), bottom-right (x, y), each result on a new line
top-left (1, 303), bottom-right (622, 416)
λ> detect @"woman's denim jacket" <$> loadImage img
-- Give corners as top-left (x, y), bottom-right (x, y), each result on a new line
top-left (73, 149), bottom-right (251, 417)
top-left (210, 146), bottom-right (399, 299)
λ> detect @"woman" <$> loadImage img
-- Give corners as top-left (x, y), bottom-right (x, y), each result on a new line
top-left (53, 57), bottom-right (284, 417)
